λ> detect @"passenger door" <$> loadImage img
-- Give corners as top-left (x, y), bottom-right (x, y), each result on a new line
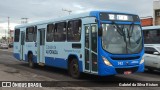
top-left (20, 31), bottom-right (25, 60)
top-left (84, 24), bottom-right (98, 73)
top-left (37, 28), bottom-right (45, 63)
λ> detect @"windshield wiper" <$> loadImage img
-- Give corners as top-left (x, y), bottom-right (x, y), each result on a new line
top-left (127, 23), bottom-right (134, 45)
top-left (113, 22), bottom-right (128, 53)
top-left (114, 24), bottom-right (125, 36)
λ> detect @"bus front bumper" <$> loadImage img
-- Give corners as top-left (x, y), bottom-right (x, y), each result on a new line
top-left (98, 63), bottom-right (144, 76)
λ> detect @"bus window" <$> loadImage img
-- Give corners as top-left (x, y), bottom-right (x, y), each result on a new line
top-left (26, 27), bottom-right (34, 42)
top-left (46, 24), bottom-right (54, 42)
top-left (33, 26), bottom-right (37, 42)
top-left (14, 29), bottom-right (20, 42)
top-left (54, 22), bottom-right (66, 41)
top-left (85, 26), bottom-right (89, 48)
top-left (143, 29), bottom-right (160, 44)
top-left (91, 25), bottom-right (97, 52)
top-left (67, 20), bottom-right (81, 41)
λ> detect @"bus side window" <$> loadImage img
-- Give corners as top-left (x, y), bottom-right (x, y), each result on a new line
top-left (26, 28), bottom-right (29, 42)
top-left (33, 26), bottom-right (37, 42)
top-left (46, 24), bottom-right (54, 42)
top-left (26, 27), bottom-right (34, 42)
top-left (67, 19), bottom-right (81, 42)
top-left (14, 29), bottom-right (20, 42)
top-left (54, 22), bottom-right (66, 41)
top-left (143, 29), bottom-right (160, 44)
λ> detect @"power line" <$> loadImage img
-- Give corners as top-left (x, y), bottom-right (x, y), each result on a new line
top-left (62, 8), bottom-right (72, 15)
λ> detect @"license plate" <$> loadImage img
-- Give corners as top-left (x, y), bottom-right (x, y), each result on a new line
top-left (124, 71), bottom-right (132, 75)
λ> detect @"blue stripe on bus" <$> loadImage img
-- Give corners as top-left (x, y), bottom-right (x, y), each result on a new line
top-left (13, 53), bottom-right (20, 60)
top-left (45, 57), bottom-right (67, 69)
top-left (23, 54), bottom-right (83, 72)
top-left (45, 57), bottom-right (83, 72)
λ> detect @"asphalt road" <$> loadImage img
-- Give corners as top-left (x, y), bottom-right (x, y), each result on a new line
top-left (0, 49), bottom-right (160, 90)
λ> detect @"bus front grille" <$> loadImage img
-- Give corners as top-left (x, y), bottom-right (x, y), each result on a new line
top-left (110, 56), bottom-right (140, 60)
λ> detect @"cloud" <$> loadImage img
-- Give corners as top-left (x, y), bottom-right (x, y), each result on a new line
top-left (73, 3), bottom-right (85, 9)
top-left (0, 22), bottom-right (19, 38)
top-left (0, 0), bottom-right (154, 19)
top-left (0, 0), bottom-right (154, 31)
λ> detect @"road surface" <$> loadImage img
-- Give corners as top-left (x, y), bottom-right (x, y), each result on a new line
top-left (0, 49), bottom-right (159, 90)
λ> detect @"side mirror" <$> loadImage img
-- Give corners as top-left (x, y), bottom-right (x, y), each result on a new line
top-left (153, 52), bottom-right (160, 55)
top-left (98, 26), bottom-right (102, 36)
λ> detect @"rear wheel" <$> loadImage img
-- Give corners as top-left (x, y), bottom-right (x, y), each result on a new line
top-left (69, 58), bottom-right (81, 78)
top-left (28, 54), bottom-right (34, 68)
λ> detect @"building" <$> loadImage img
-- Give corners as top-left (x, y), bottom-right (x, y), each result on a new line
top-left (141, 0), bottom-right (160, 26)
top-left (140, 17), bottom-right (153, 27)
top-left (153, 0), bottom-right (160, 25)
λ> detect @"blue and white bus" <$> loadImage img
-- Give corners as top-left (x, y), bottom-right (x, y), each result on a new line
top-left (13, 11), bottom-right (144, 78)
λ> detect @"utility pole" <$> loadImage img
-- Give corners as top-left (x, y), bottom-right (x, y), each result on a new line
top-left (62, 8), bottom-right (72, 15)
top-left (5, 29), bottom-right (6, 40)
top-left (8, 17), bottom-right (10, 43)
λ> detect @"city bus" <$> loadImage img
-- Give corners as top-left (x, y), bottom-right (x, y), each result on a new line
top-left (13, 11), bottom-right (144, 78)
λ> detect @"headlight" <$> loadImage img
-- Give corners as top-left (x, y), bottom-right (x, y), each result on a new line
top-left (140, 58), bottom-right (144, 64)
top-left (102, 56), bottom-right (112, 66)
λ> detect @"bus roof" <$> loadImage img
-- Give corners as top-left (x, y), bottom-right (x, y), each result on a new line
top-left (142, 25), bottom-right (160, 30)
top-left (15, 10), bottom-right (138, 29)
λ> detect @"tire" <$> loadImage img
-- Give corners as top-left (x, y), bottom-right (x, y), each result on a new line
top-left (28, 54), bottom-right (35, 68)
top-left (69, 58), bottom-right (81, 79)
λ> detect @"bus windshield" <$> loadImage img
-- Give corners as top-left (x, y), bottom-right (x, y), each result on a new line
top-left (102, 24), bottom-right (142, 54)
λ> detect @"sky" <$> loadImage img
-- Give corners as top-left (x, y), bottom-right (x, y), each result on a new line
top-left (0, 0), bottom-right (154, 38)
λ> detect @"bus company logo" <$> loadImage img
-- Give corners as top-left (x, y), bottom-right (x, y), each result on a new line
top-left (2, 82), bottom-right (11, 87)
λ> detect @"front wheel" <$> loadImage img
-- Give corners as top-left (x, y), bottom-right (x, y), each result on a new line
top-left (28, 54), bottom-right (35, 68)
top-left (69, 58), bottom-right (81, 79)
